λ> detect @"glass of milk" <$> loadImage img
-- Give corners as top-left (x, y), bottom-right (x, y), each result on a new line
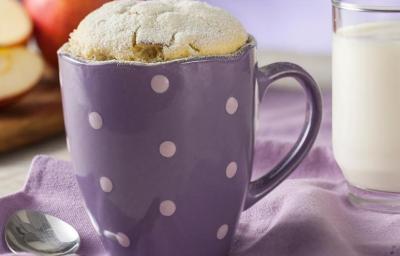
top-left (332, 0), bottom-right (400, 212)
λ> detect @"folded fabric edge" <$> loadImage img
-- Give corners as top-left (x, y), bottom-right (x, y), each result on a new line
top-left (22, 155), bottom-right (70, 195)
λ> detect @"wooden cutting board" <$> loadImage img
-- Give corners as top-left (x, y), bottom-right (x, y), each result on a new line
top-left (0, 81), bottom-right (65, 153)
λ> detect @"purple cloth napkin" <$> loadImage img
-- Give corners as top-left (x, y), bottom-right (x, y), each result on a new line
top-left (1, 89), bottom-right (399, 256)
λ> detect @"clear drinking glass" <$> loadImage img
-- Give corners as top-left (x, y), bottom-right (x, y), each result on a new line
top-left (332, 0), bottom-right (400, 213)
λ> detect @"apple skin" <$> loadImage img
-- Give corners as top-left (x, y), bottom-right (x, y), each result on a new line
top-left (23, 0), bottom-right (110, 68)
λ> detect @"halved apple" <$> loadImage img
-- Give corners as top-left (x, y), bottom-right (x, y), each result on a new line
top-left (0, 0), bottom-right (33, 47)
top-left (0, 47), bottom-right (44, 107)
top-left (23, 0), bottom-right (110, 67)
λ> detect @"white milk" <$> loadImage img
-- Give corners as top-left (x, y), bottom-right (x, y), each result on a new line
top-left (333, 22), bottom-right (400, 192)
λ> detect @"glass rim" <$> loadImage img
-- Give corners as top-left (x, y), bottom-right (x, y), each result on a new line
top-left (332, 0), bottom-right (400, 12)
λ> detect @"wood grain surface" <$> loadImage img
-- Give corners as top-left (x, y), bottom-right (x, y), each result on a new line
top-left (0, 81), bottom-right (65, 153)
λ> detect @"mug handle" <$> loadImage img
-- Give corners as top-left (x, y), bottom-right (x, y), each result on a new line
top-left (244, 62), bottom-right (323, 210)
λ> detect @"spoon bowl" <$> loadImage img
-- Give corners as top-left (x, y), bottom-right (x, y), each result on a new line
top-left (4, 210), bottom-right (80, 255)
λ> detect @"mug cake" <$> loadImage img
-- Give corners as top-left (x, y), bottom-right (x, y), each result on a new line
top-left (61, 0), bottom-right (249, 62)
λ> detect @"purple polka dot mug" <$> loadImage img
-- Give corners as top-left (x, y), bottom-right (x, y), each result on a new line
top-left (58, 38), bottom-right (322, 256)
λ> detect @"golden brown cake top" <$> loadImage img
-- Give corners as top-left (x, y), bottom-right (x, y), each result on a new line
top-left (61, 0), bottom-right (248, 62)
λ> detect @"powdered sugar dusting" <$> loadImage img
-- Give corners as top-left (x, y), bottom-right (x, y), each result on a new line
top-left (63, 0), bottom-right (248, 62)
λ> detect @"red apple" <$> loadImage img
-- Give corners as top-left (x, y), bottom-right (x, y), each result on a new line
top-left (0, 47), bottom-right (44, 108)
top-left (0, 0), bottom-right (33, 47)
top-left (23, 0), bottom-right (110, 68)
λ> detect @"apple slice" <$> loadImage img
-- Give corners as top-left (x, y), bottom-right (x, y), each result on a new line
top-left (0, 47), bottom-right (44, 107)
top-left (0, 0), bottom-right (33, 46)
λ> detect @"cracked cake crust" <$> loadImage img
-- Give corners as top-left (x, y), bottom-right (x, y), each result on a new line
top-left (60, 0), bottom-right (248, 62)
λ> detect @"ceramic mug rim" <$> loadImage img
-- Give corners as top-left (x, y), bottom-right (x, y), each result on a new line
top-left (58, 36), bottom-right (257, 67)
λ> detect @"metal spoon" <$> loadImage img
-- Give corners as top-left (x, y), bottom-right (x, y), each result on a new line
top-left (4, 210), bottom-right (80, 255)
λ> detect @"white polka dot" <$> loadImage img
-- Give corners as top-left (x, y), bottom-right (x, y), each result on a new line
top-left (103, 230), bottom-right (117, 240)
top-left (226, 162), bottom-right (238, 179)
top-left (151, 75), bottom-right (169, 93)
top-left (116, 233), bottom-right (131, 248)
top-left (226, 97), bottom-right (238, 115)
top-left (89, 112), bottom-right (103, 130)
top-left (66, 137), bottom-right (71, 152)
top-left (159, 141), bottom-right (176, 158)
top-left (217, 224), bottom-right (229, 240)
top-left (100, 177), bottom-right (113, 193)
top-left (160, 200), bottom-right (176, 216)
